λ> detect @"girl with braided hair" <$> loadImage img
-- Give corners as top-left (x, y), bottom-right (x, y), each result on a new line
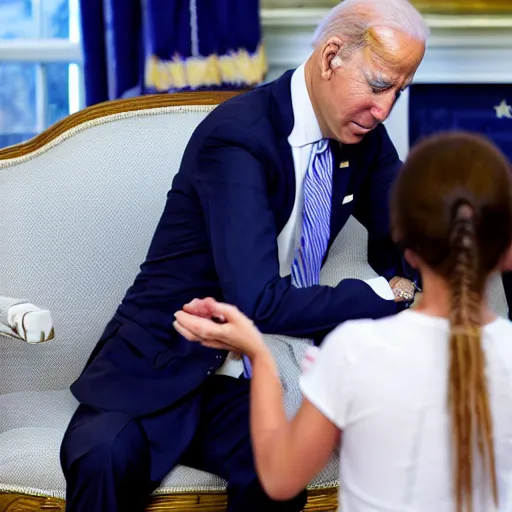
top-left (174, 131), bottom-right (512, 512)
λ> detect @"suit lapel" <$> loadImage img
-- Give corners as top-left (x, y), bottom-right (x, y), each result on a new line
top-left (331, 142), bottom-right (355, 212)
top-left (329, 143), bottom-right (356, 235)
top-left (269, 70), bottom-right (297, 234)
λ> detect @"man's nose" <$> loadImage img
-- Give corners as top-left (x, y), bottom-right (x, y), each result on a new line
top-left (370, 92), bottom-right (396, 122)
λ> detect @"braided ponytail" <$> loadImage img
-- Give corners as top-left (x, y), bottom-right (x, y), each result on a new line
top-left (448, 202), bottom-right (498, 512)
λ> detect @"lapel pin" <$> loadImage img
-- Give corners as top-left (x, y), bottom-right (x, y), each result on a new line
top-left (339, 161), bottom-right (349, 169)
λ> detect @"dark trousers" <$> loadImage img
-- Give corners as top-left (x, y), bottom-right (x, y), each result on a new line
top-left (60, 375), bottom-right (307, 512)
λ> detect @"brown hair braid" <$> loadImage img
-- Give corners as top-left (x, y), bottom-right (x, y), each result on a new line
top-left (448, 202), bottom-right (497, 512)
top-left (391, 131), bottom-right (512, 511)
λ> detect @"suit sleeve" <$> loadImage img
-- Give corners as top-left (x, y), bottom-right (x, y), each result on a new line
top-left (194, 122), bottom-right (396, 339)
top-left (353, 125), bottom-right (417, 284)
top-left (502, 272), bottom-right (512, 320)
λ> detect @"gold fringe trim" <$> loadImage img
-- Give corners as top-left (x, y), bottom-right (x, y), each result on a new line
top-left (0, 488), bottom-right (338, 511)
top-left (145, 44), bottom-right (268, 92)
top-left (412, 0), bottom-right (512, 13)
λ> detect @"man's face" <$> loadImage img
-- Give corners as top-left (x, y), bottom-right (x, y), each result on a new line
top-left (319, 28), bottom-right (425, 144)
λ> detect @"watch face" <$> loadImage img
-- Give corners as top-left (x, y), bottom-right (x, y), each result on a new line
top-left (392, 278), bottom-right (416, 302)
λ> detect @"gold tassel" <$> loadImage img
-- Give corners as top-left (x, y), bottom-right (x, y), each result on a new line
top-left (145, 44), bottom-right (268, 92)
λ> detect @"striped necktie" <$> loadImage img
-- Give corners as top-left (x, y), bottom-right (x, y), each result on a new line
top-left (291, 139), bottom-right (334, 288)
top-left (243, 140), bottom-right (333, 378)
top-left (242, 355), bottom-right (252, 378)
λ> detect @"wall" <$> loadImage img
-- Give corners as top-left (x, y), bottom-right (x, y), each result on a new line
top-left (261, 9), bottom-right (512, 160)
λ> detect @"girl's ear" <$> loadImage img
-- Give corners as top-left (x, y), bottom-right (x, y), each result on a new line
top-left (404, 248), bottom-right (419, 269)
top-left (499, 243), bottom-right (512, 272)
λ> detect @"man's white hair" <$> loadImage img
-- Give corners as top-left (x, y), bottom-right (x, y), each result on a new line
top-left (312, 0), bottom-right (429, 56)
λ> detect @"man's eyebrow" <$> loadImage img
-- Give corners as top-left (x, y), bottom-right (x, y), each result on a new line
top-left (365, 71), bottom-right (394, 89)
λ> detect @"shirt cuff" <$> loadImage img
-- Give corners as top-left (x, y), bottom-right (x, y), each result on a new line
top-left (363, 276), bottom-right (395, 301)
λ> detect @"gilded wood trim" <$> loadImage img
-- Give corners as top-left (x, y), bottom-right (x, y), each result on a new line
top-left (412, 0), bottom-right (512, 13)
top-left (0, 91), bottom-right (243, 161)
top-left (0, 488), bottom-right (338, 511)
top-left (262, 1), bottom-right (512, 14)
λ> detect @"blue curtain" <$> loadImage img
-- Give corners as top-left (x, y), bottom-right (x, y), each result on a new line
top-left (80, 0), bottom-right (142, 106)
top-left (80, 0), bottom-right (266, 107)
top-left (143, 0), bottom-right (266, 94)
top-left (409, 84), bottom-right (512, 160)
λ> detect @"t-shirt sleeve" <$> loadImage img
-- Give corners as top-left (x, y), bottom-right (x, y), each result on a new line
top-left (299, 323), bottom-right (356, 429)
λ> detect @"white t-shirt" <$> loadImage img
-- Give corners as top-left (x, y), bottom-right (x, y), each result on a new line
top-left (300, 310), bottom-right (512, 512)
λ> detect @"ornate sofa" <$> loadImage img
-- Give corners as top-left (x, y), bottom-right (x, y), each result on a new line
top-left (0, 92), bottom-right (508, 512)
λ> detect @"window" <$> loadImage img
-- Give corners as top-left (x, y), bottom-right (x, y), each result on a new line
top-left (0, 0), bottom-right (82, 149)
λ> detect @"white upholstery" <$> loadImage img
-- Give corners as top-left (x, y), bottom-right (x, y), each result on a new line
top-left (0, 103), bottom-right (509, 500)
top-left (0, 296), bottom-right (27, 339)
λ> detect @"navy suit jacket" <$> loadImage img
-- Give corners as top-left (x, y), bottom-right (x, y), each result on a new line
top-left (71, 70), bottom-right (412, 416)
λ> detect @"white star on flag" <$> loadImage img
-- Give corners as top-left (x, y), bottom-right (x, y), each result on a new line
top-left (494, 99), bottom-right (512, 119)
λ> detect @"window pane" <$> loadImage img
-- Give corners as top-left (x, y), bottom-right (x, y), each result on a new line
top-left (0, 62), bottom-right (37, 148)
top-left (0, 0), bottom-right (71, 39)
top-left (42, 0), bottom-right (69, 39)
top-left (0, 0), bottom-right (39, 39)
top-left (46, 62), bottom-right (69, 126)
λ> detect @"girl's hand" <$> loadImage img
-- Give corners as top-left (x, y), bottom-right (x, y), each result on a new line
top-left (174, 298), bottom-right (267, 359)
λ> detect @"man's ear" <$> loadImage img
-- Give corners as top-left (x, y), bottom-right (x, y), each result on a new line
top-left (320, 37), bottom-right (343, 80)
top-left (499, 243), bottom-right (512, 272)
top-left (404, 248), bottom-right (419, 269)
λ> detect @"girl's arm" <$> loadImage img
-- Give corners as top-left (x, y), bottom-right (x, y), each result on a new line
top-left (249, 347), bottom-right (340, 500)
top-left (174, 299), bottom-right (342, 499)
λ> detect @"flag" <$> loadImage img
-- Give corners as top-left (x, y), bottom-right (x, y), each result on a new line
top-left (409, 84), bottom-right (512, 161)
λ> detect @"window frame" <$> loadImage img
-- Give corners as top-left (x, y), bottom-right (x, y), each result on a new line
top-left (0, 0), bottom-right (83, 134)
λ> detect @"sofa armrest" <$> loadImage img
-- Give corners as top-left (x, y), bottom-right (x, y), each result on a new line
top-left (0, 296), bottom-right (54, 343)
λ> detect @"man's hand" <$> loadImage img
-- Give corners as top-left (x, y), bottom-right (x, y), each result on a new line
top-left (175, 298), bottom-right (268, 359)
top-left (182, 297), bottom-right (223, 320)
top-left (388, 277), bottom-right (416, 302)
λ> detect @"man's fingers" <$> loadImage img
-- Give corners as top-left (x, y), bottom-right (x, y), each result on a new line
top-left (181, 299), bottom-right (248, 329)
top-left (173, 320), bottom-right (200, 342)
top-left (183, 297), bottom-right (225, 320)
top-left (174, 311), bottom-right (224, 341)
top-left (182, 299), bottom-right (211, 317)
top-left (210, 302), bottom-right (249, 325)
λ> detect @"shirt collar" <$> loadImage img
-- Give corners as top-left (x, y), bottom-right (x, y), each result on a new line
top-left (287, 63), bottom-right (324, 148)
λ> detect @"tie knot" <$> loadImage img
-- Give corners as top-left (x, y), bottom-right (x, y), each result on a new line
top-left (316, 139), bottom-right (330, 153)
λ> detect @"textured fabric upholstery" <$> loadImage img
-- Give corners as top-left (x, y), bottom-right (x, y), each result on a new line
top-left (1, 104), bottom-right (508, 499)
top-left (0, 107), bottom-right (217, 394)
top-left (0, 296), bottom-right (27, 326)
top-left (0, 296), bottom-right (27, 339)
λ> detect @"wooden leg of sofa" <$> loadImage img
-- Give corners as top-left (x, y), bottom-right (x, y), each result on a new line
top-left (0, 488), bottom-right (338, 511)
top-left (0, 493), bottom-right (65, 511)
top-left (147, 488), bottom-right (337, 511)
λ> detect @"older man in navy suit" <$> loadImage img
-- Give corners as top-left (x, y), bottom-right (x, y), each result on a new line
top-left (60, 1), bottom-right (428, 510)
